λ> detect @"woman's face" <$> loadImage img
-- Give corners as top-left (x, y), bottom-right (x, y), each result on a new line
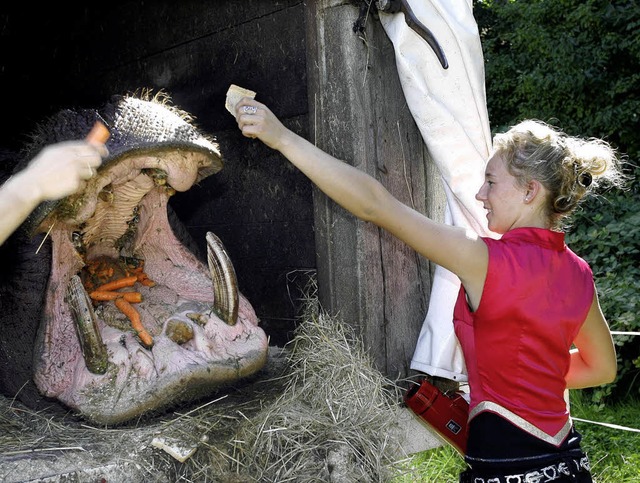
top-left (475, 153), bottom-right (529, 234)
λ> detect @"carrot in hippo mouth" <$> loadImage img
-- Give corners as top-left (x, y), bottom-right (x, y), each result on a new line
top-left (89, 290), bottom-right (142, 303)
top-left (93, 275), bottom-right (138, 292)
top-left (115, 297), bottom-right (154, 348)
top-left (86, 268), bottom-right (156, 346)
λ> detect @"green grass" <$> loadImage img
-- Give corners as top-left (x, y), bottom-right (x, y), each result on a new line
top-left (391, 444), bottom-right (465, 483)
top-left (571, 391), bottom-right (640, 483)
top-left (391, 391), bottom-right (640, 483)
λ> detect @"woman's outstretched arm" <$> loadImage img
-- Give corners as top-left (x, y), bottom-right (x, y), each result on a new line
top-left (235, 98), bottom-right (488, 291)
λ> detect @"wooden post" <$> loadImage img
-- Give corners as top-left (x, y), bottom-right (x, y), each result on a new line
top-left (305, 0), bottom-right (446, 378)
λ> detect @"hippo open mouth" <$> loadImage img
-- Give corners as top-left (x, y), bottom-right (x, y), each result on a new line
top-left (13, 93), bottom-right (268, 425)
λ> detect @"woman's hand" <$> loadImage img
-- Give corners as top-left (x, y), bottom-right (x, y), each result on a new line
top-left (235, 97), bottom-right (291, 151)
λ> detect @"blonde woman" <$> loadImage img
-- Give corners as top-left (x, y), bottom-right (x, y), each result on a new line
top-left (236, 99), bottom-right (621, 482)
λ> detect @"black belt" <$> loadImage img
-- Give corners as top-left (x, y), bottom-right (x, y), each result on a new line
top-left (460, 453), bottom-right (591, 483)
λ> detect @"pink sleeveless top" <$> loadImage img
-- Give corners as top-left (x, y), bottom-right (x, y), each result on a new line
top-left (453, 227), bottom-right (594, 446)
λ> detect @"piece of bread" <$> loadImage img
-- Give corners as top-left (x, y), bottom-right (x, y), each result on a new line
top-left (225, 84), bottom-right (257, 115)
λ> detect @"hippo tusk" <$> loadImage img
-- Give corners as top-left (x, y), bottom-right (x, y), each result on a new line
top-left (206, 232), bottom-right (239, 326)
top-left (67, 275), bottom-right (110, 374)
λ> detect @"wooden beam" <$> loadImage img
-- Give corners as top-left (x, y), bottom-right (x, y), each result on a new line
top-left (305, 0), bottom-right (445, 377)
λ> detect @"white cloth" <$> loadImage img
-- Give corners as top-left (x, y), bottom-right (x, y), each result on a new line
top-left (380, 0), bottom-right (497, 380)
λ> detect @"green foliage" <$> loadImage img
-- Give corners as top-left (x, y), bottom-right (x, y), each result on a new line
top-left (570, 391), bottom-right (640, 482)
top-left (474, 0), bottom-right (640, 404)
top-left (475, 0), bottom-right (640, 160)
top-left (390, 445), bottom-right (465, 483)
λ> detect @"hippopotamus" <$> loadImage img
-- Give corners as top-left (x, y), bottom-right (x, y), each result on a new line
top-left (0, 92), bottom-right (268, 425)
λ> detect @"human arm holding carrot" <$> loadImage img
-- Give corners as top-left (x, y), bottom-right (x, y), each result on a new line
top-left (0, 123), bottom-right (108, 246)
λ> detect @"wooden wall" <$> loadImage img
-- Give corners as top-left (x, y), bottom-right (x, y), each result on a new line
top-left (306, 0), bottom-right (444, 377)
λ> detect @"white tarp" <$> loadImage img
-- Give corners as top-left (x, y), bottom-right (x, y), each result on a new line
top-left (379, 0), bottom-right (497, 381)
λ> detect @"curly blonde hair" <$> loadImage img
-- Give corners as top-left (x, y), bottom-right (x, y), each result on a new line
top-left (493, 120), bottom-right (625, 230)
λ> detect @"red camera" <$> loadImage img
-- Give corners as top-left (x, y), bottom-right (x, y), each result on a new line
top-left (404, 379), bottom-right (469, 455)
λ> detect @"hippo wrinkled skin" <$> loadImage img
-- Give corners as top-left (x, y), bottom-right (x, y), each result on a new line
top-left (0, 92), bottom-right (268, 425)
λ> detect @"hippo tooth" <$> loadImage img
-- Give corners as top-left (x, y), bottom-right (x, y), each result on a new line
top-left (165, 318), bottom-right (195, 345)
top-left (66, 275), bottom-right (110, 374)
top-left (206, 232), bottom-right (239, 326)
top-left (186, 312), bottom-right (208, 326)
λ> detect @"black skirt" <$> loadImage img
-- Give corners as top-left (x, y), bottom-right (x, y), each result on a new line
top-left (460, 412), bottom-right (592, 483)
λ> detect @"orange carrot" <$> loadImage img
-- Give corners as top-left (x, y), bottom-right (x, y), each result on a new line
top-left (89, 291), bottom-right (120, 301)
top-left (125, 261), bottom-right (144, 275)
top-left (90, 291), bottom-right (142, 303)
top-left (115, 297), bottom-right (153, 348)
top-left (95, 275), bottom-right (138, 292)
top-left (136, 272), bottom-right (156, 287)
top-left (86, 120), bottom-right (110, 144)
top-left (96, 267), bottom-right (114, 279)
top-left (122, 292), bottom-right (142, 303)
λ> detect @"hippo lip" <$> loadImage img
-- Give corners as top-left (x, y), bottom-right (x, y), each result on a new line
top-left (31, 148), bottom-right (268, 425)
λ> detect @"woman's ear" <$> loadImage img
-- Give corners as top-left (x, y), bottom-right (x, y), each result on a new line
top-left (523, 180), bottom-right (542, 203)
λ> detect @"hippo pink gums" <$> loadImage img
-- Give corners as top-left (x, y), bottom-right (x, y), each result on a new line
top-left (0, 92), bottom-right (268, 425)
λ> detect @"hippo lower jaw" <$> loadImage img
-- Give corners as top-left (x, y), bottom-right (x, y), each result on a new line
top-left (32, 151), bottom-right (268, 425)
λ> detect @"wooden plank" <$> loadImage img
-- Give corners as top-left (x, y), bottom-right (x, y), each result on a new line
top-left (305, 0), bottom-right (444, 376)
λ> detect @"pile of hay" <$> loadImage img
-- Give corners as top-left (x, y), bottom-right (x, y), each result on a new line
top-left (231, 297), bottom-right (405, 482)
top-left (0, 295), bottom-right (409, 482)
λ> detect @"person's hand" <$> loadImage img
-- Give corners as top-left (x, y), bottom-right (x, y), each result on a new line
top-left (19, 140), bottom-right (107, 203)
top-left (235, 98), bottom-right (291, 151)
